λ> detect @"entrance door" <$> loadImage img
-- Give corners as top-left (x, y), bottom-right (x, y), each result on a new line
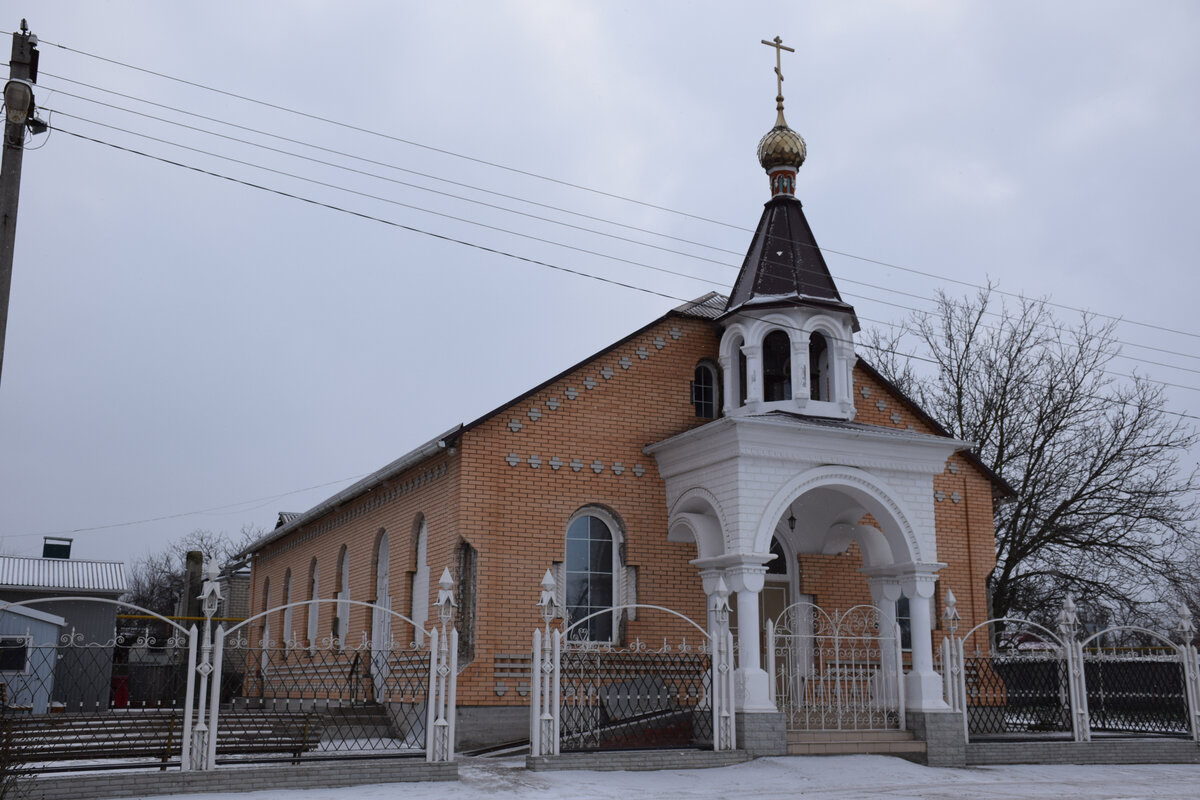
top-left (730, 538), bottom-right (798, 666)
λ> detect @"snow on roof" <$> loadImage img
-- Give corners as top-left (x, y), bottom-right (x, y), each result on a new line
top-left (0, 555), bottom-right (128, 595)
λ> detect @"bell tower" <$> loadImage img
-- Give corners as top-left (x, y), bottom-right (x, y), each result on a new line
top-left (718, 37), bottom-right (859, 421)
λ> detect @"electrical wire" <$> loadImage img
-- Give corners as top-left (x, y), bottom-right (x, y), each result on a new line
top-left (51, 123), bottom-right (1200, 407)
top-left (37, 38), bottom-right (1200, 345)
top-left (39, 72), bottom-right (1200, 374)
top-left (44, 101), bottom-right (1200, 380)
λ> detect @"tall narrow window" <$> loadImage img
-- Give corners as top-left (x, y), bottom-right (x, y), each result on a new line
top-left (334, 546), bottom-right (350, 649)
top-left (410, 517), bottom-right (429, 645)
top-left (738, 346), bottom-right (748, 406)
top-left (261, 578), bottom-right (272, 645)
top-left (456, 541), bottom-right (477, 664)
top-left (565, 513), bottom-right (617, 642)
top-left (281, 569), bottom-right (293, 650)
top-left (691, 363), bottom-right (717, 418)
top-left (763, 330), bottom-right (792, 401)
top-left (306, 559), bottom-right (319, 652)
top-left (809, 332), bottom-right (830, 401)
top-left (897, 596), bottom-right (912, 651)
top-left (371, 531), bottom-right (391, 699)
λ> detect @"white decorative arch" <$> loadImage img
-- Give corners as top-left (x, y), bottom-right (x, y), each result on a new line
top-left (753, 465), bottom-right (925, 565)
top-left (667, 487), bottom-right (728, 560)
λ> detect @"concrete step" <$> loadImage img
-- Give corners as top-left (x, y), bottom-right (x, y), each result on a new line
top-left (788, 729), bottom-right (913, 743)
top-left (788, 739), bottom-right (927, 755)
top-left (787, 729), bottom-right (925, 756)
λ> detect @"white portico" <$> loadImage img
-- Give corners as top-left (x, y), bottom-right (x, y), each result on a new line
top-left (647, 410), bottom-right (968, 715)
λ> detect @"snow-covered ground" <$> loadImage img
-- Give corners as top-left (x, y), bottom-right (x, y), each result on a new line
top-left (105, 755), bottom-right (1200, 800)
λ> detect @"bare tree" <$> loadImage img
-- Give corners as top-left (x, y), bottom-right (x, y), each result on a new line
top-left (868, 287), bottom-right (1200, 624)
top-left (123, 525), bottom-right (261, 615)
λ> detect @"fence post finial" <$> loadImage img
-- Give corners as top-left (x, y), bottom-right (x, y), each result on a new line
top-left (941, 588), bottom-right (960, 635)
top-left (1056, 593), bottom-right (1079, 638)
top-left (537, 569), bottom-right (559, 623)
top-left (435, 567), bottom-right (457, 624)
top-left (1176, 603), bottom-right (1196, 644)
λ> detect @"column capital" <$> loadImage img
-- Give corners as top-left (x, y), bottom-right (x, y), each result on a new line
top-left (725, 563), bottom-right (768, 594)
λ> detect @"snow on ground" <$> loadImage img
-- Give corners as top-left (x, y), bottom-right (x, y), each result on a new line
top-left (107, 755), bottom-right (1200, 800)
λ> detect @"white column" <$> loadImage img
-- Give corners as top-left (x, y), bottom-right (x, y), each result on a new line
top-left (727, 563), bottom-right (774, 712)
top-left (718, 354), bottom-right (735, 416)
top-left (790, 337), bottom-right (809, 411)
top-left (900, 570), bottom-right (949, 711)
top-left (741, 344), bottom-right (763, 407)
top-left (868, 576), bottom-right (903, 707)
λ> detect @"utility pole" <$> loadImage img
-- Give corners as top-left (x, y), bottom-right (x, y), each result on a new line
top-left (0, 20), bottom-right (45, 389)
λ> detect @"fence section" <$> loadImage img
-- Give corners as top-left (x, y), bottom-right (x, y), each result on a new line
top-left (0, 598), bottom-right (197, 773)
top-left (941, 597), bottom-right (1200, 744)
top-left (529, 572), bottom-right (735, 756)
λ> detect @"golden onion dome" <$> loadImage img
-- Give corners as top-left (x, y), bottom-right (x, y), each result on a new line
top-left (757, 108), bottom-right (806, 171)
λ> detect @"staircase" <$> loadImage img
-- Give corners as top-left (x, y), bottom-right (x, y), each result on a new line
top-left (320, 704), bottom-right (397, 741)
top-left (786, 729), bottom-right (926, 756)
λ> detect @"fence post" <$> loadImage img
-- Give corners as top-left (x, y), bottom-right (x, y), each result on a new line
top-left (533, 570), bottom-right (561, 757)
top-left (1057, 595), bottom-right (1090, 743)
top-left (207, 625), bottom-right (225, 770)
top-left (1176, 605), bottom-right (1200, 743)
top-left (189, 561), bottom-right (224, 769)
top-left (710, 578), bottom-right (734, 751)
top-left (180, 624), bottom-right (198, 771)
top-left (530, 627), bottom-right (542, 756)
top-left (428, 568), bottom-right (457, 762)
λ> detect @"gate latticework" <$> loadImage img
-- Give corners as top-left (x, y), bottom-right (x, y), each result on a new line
top-left (529, 572), bottom-right (735, 756)
top-left (768, 602), bottom-right (903, 732)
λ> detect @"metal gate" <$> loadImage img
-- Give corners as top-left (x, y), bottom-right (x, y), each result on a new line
top-left (948, 617), bottom-right (1073, 741)
top-left (204, 572), bottom-right (459, 767)
top-left (529, 573), bottom-right (735, 756)
top-left (0, 597), bottom-right (198, 772)
top-left (767, 602), bottom-right (903, 731)
top-left (1080, 626), bottom-right (1192, 738)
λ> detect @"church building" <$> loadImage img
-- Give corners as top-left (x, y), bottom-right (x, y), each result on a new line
top-left (241, 50), bottom-right (1010, 752)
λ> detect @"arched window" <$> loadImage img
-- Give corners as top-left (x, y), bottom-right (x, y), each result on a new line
top-left (809, 332), bottom-right (830, 401)
top-left (763, 330), bottom-right (792, 402)
top-left (372, 531), bottom-right (391, 645)
top-left (456, 541), bottom-right (477, 664)
top-left (410, 516), bottom-right (430, 645)
top-left (691, 362), bottom-right (717, 418)
top-left (260, 577), bottom-right (271, 647)
top-left (565, 512), bottom-right (618, 642)
top-left (281, 569), bottom-right (293, 650)
top-left (729, 335), bottom-right (747, 407)
top-left (306, 558), bottom-right (319, 652)
top-left (766, 537), bottom-right (788, 576)
top-left (334, 545), bottom-right (350, 649)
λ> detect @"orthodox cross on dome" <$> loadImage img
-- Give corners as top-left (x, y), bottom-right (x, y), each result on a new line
top-left (761, 36), bottom-right (795, 111)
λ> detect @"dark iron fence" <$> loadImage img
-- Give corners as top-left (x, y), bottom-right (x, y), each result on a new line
top-left (559, 640), bottom-right (713, 751)
top-left (962, 651), bottom-right (1072, 738)
top-left (217, 636), bottom-right (431, 762)
top-left (0, 629), bottom-right (192, 772)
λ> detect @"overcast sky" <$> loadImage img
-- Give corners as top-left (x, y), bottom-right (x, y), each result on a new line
top-left (1, 1), bottom-right (1198, 565)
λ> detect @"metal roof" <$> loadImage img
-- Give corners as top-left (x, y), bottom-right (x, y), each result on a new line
top-left (723, 195), bottom-right (859, 330)
top-left (0, 556), bottom-right (127, 595)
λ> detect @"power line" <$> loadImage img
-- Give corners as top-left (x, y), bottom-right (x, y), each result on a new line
top-left (5, 472), bottom-right (372, 539)
top-left (53, 124), bottom-right (1200, 411)
top-left (39, 39), bottom-right (1200, 346)
top-left (37, 39), bottom-right (744, 232)
top-left (45, 97), bottom-right (1200, 378)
